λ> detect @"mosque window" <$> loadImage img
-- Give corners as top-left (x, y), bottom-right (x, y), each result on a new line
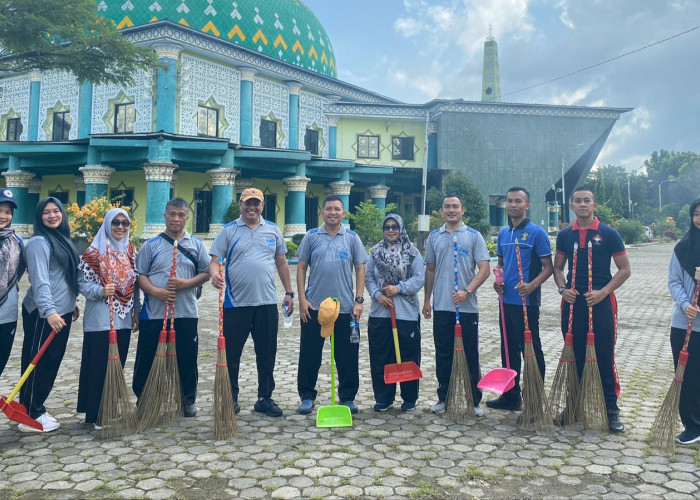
top-left (260, 119), bottom-right (277, 148)
top-left (6, 118), bottom-right (22, 141)
top-left (114, 103), bottom-right (135, 133)
top-left (197, 105), bottom-right (219, 137)
top-left (357, 134), bottom-right (379, 159)
top-left (304, 128), bottom-right (319, 156)
top-left (49, 190), bottom-right (69, 205)
top-left (392, 136), bottom-right (414, 161)
top-left (52, 111), bottom-right (71, 141)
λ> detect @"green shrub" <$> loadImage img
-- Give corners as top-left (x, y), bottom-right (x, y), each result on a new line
top-left (224, 200), bottom-right (240, 223)
top-left (286, 241), bottom-right (298, 257)
top-left (613, 218), bottom-right (646, 244)
top-left (346, 201), bottom-right (397, 246)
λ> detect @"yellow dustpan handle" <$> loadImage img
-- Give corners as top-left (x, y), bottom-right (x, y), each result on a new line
top-left (6, 364), bottom-right (37, 404)
top-left (389, 306), bottom-right (402, 364)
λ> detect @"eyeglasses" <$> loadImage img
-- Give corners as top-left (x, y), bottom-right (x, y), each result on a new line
top-left (383, 224), bottom-right (400, 231)
top-left (111, 220), bottom-right (131, 228)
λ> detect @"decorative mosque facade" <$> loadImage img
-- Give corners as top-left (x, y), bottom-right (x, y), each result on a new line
top-left (0, 0), bottom-right (630, 239)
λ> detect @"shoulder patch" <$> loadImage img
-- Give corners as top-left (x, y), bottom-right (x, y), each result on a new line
top-left (429, 229), bottom-right (439, 236)
top-left (309, 228), bottom-right (319, 234)
top-left (223, 220), bottom-right (237, 228)
top-left (466, 227), bottom-right (478, 234)
top-left (346, 229), bottom-right (358, 236)
top-left (146, 236), bottom-right (160, 244)
top-left (263, 218), bottom-right (278, 227)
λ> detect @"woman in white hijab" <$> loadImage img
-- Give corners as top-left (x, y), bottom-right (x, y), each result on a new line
top-left (77, 208), bottom-right (139, 428)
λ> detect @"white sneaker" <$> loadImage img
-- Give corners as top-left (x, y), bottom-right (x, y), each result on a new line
top-left (93, 423), bottom-right (103, 431)
top-left (43, 412), bottom-right (58, 423)
top-left (474, 405), bottom-right (484, 417)
top-left (431, 401), bottom-right (446, 414)
top-left (18, 413), bottom-right (60, 433)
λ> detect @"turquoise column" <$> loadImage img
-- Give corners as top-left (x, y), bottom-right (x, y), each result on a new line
top-left (207, 167), bottom-right (238, 237)
top-left (239, 68), bottom-right (257, 146)
top-left (287, 82), bottom-right (301, 149)
top-left (28, 73), bottom-right (41, 141)
top-left (2, 157), bottom-right (35, 236)
top-left (328, 117), bottom-right (338, 159)
top-left (547, 201), bottom-right (560, 233)
top-left (368, 185), bottom-right (389, 211)
top-left (283, 175), bottom-right (310, 237)
top-left (78, 81), bottom-right (93, 138)
top-left (330, 174), bottom-right (353, 225)
top-left (428, 132), bottom-right (438, 169)
top-left (79, 165), bottom-right (113, 203)
top-left (142, 162), bottom-right (178, 239)
top-left (496, 198), bottom-right (507, 228)
top-left (154, 45), bottom-right (181, 133)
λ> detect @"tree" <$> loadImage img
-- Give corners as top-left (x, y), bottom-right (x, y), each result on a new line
top-left (346, 201), bottom-right (397, 246)
top-left (0, 0), bottom-right (157, 85)
top-left (427, 171), bottom-right (490, 237)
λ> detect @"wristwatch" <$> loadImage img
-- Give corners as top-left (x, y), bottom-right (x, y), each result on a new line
top-left (354, 297), bottom-right (364, 304)
top-left (557, 287), bottom-right (565, 295)
top-left (285, 291), bottom-right (294, 298)
top-left (465, 290), bottom-right (472, 299)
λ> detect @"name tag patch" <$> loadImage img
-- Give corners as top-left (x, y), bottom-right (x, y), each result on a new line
top-left (339, 251), bottom-right (349, 260)
top-left (459, 248), bottom-right (469, 258)
top-left (266, 238), bottom-right (276, 248)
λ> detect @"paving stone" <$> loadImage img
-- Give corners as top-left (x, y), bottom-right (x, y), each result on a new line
top-left (270, 486), bottom-right (300, 499)
top-left (666, 480), bottom-right (698, 494)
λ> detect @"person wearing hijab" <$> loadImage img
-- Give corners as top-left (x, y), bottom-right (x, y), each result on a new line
top-left (668, 199), bottom-right (700, 445)
top-left (77, 208), bottom-right (139, 429)
top-left (365, 214), bottom-right (424, 411)
top-left (19, 197), bottom-right (80, 433)
top-left (0, 189), bottom-right (25, 378)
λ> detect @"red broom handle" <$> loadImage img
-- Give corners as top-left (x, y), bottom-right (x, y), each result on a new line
top-left (514, 239), bottom-right (530, 332)
top-left (169, 239), bottom-right (178, 326)
top-left (217, 258), bottom-right (227, 356)
top-left (564, 242), bottom-right (579, 344)
top-left (105, 242), bottom-right (117, 347)
top-left (679, 282), bottom-right (700, 364)
top-left (586, 241), bottom-right (594, 345)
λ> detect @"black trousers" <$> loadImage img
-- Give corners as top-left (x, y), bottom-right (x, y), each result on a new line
top-left (433, 310), bottom-right (482, 405)
top-left (223, 304), bottom-right (278, 400)
top-left (0, 320), bottom-right (17, 378)
top-left (561, 294), bottom-right (619, 415)
top-left (298, 310), bottom-right (359, 402)
top-left (77, 328), bottom-right (131, 424)
top-left (498, 303), bottom-right (545, 401)
top-left (132, 318), bottom-right (199, 406)
top-left (20, 306), bottom-right (73, 419)
top-left (368, 316), bottom-right (421, 404)
top-left (671, 326), bottom-right (700, 433)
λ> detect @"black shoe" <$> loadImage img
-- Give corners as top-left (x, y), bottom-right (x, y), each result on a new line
top-left (485, 395), bottom-right (522, 411)
top-left (254, 398), bottom-right (283, 417)
top-left (183, 404), bottom-right (198, 418)
top-left (234, 399), bottom-right (241, 415)
top-left (608, 414), bottom-right (625, 434)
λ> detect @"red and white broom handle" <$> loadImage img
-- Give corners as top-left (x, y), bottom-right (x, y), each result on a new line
top-left (679, 282), bottom-right (700, 366)
top-left (453, 236), bottom-right (460, 326)
top-left (217, 257), bottom-right (227, 357)
top-left (565, 243), bottom-right (578, 338)
top-left (106, 242), bottom-right (117, 345)
top-left (587, 241), bottom-right (594, 335)
top-left (514, 239), bottom-right (530, 332)
top-left (168, 240), bottom-right (178, 328)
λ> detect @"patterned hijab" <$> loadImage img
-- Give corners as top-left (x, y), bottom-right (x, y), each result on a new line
top-left (79, 208), bottom-right (136, 319)
top-left (0, 201), bottom-right (25, 307)
top-left (33, 197), bottom-right (79, 295)
top-left (369, 214), bottom-right (421, 306)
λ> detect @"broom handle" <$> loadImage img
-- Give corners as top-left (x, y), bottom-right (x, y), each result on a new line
top-left (493, 268), bottom-right (511, 371)
top-left (106, 242), bottom-right (115, 335)
top-left (453, 236), bottom-right (460, 326)
top-left (565, 243), bottom-right (579, 336)
top-left (680, 282), bottom-right (700, 353)
top-left (330, 333), bottom-right (336, 406)
top-left (587, 241), bottom-right (593, 334)
top-left (219, 257), bottom-right (224, 339)
top-left (5, 328), bottom-right (59, 403)
top-left (169, 240), bottom-right (178, 327)
top-left (389, 305), bottom-right (402, 364)
top-left (514, 239), bottom-right (530, 331)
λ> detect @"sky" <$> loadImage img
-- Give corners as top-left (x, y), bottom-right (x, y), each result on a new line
top-left (304, 0), bottom-right (700, 172)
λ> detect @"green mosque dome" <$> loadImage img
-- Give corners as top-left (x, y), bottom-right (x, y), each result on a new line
top-left (97, 0), bottom-right (337, 78)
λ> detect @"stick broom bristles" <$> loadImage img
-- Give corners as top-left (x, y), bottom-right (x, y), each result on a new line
top-left (213, 259), bottom-right (237, 439)
top-left (97, 329), bottom-right (138, 438)
top-left (137, 326), bottom-right (169, 431)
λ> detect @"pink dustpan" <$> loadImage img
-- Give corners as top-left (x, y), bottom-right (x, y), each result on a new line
top-left (478, 268), bottom-right (517, 395)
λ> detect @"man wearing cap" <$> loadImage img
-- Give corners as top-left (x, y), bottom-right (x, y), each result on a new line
top-left (134, 198), bottom-right (210, 418)
top-left (209, 187), bottom-right (294, 418)
top-left (296, 194), bottom-right (368, 415)
top-left (0, 188), bottom-right (25, 378)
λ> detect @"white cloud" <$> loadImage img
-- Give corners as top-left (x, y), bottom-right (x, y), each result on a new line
top-left (394, 17), bottom-right (423, 37)
top-left (549, 85), bottom-right (594, 105)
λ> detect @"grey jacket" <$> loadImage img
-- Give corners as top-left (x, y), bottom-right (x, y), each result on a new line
top-left (668, 252), bottom-right (700, 332)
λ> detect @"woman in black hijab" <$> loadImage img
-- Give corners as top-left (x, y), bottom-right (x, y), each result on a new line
top-left (668, 199), bottom-right (700, 444)
top-left (18, 197), bottom-right (80, 433)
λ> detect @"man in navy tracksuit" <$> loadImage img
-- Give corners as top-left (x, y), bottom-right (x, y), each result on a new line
top-left (487, 187), bottom-right (553, 412)
top-left (553, 187), bottom-right (631, 433)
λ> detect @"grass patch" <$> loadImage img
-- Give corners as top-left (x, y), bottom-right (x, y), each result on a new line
top-left (460, 466), bottom-right (496, 482)
top-left (409, 480), bottom-right (443, 499)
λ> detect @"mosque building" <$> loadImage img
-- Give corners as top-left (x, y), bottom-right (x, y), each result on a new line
top-left (0, 1), bottom-right (630, 239)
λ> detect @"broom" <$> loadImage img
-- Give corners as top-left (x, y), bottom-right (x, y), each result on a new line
top-left (446, 235), bottom-right (475, 423)
top-left (549, 242), bottom-right (581, 426)
top-left (163, 240), bottom-right (183, 424)
top-left (578, 241), bottom-right (608, 431)
top-left (514, 239), bottom-right (551, 429)
top-left (649, 282), bottom-right (700, 452)
top-left (97, 242), bottom-right (137, 438)
top-left (212, 257), bottom-right (237, 439)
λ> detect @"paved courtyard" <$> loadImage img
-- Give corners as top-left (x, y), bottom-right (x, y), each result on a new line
top-left (0, 243), bottom-right (698, 499)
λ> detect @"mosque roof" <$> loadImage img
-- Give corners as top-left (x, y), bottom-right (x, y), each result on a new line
top-left (97, 0), bottom-right (337, 78)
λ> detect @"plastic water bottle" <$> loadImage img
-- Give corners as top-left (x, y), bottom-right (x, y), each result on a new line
top-left (283, 304), bottom-right (293, 328)
top-left (349, 315), bottom-right (360, 344)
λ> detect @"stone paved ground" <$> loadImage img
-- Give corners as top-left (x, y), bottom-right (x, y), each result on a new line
top-left (1, 243), bottom-right (699, 499)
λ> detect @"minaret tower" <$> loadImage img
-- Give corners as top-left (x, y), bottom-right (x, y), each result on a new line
top-left (481, 25), bottom-right (501, 102)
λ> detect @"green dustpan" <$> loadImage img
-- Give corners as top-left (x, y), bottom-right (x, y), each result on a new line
top-left (316, 332), bottom-right (352, 428)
